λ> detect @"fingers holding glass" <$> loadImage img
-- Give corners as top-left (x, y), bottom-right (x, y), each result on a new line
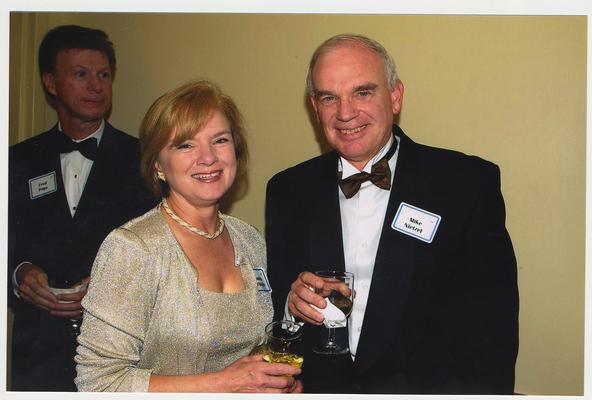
top-left (263, 320), bottom-right (304, 369)
top-left (312, 270), bottom-right (354, 355)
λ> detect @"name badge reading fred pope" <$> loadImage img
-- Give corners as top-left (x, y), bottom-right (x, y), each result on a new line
top-left (253, 268), bottom-right (272, 292)
top-left (29, 172), bottom-right (57, 200)
top-left (392, 202), bottom-right (441, 243)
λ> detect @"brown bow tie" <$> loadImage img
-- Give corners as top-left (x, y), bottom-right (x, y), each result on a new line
top-left (338, 139), bottom-right (398, 199)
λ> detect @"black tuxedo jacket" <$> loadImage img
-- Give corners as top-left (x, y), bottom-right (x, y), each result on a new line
top-left (8, 122), bottom-right (158, 391)
top-left (265, 125), bottom-right (519, 394)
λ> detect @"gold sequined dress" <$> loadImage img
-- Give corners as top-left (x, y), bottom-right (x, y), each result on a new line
top-left (75, 206), bottom-right (273, 391)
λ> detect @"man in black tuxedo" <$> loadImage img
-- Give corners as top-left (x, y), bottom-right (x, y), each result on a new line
top-left (265, 34), bottom-right (519, 394)
top-left (8, 25), bottom-right (157, 391)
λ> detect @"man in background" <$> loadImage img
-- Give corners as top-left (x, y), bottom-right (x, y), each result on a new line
top-left (8, 24), bottom-right (157, 391)
top-left (266, 33), bottom-right (519, 394)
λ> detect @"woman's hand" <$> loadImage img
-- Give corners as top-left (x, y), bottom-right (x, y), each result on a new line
top-left (288, 377), bottom-right (303, 393)
top-left (215, 354), bottom-right (302, 393)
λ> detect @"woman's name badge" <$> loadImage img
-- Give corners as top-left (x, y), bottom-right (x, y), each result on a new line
top-left (392, 202), bottom-right (441, 243)
top-left (253, 268), bottom-right (272, 292)
top-left (29, 172), bottom-right (57, 200)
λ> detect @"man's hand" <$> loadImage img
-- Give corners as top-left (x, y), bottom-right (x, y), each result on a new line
top-left (16, 263), bottom-right (88, 319)
top-left (52, 276), bottom-right (90, 318)
top-left (287, 271), bottom-right (328, 325)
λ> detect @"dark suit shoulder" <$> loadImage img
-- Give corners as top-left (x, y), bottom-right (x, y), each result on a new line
top-left (101, 123), bottom-right (140, 152)
top-left (407, 137), bottom-right (500, 183)
top-left (9, 123), bottom-right (139, 159)
top-left (269, 151), bottom-right (337, 186)
top-left (104, 123), bottom-right (139, 144)
top-left (415, 137), bottom-right (495, 166)
top-left (10, 128), bottom-right (57, 159)
top-left (96, 124), bottom-right (143, 172)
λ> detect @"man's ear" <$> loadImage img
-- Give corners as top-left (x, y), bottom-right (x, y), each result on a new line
top-left (390, 80), bottom-right (405, 115)
top-left (42, 72), bottom-right (57, 96)
top-left (310, 96), bottom-right (320, 122)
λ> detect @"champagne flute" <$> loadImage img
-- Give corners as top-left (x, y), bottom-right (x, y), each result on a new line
top-left (262, 320), bottom-right (304, 368)
top-left (313, 270), bottom-right (354, 355)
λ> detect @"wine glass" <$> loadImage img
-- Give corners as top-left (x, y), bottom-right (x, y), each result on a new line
top-left (48, 279), bottom-right (86, 338)
top-left (313, 270), bottom-right (354, 355)
top-left (262, 320), bottom-right (304, 368)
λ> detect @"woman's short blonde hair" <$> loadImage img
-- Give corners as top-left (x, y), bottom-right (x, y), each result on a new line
top-left (139, 80), bottom-right (248, 197)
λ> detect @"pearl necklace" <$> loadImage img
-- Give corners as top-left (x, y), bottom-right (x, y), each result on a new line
top-left (161, 198), bottom-right (225, 240)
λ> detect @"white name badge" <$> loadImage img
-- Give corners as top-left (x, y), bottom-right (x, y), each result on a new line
top-left (392, 202), bottom-right (441, 243)
top-left (253, 268), bottom-right (272, 292)
top-left (29, 172), bottom-right (57, 200)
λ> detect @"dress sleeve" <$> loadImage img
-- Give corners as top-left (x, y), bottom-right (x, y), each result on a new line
top-left (75, 227), bottom-right (160, 392)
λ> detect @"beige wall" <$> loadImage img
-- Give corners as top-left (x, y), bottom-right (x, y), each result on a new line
top-left (8, 13), bottom-right (586, 395)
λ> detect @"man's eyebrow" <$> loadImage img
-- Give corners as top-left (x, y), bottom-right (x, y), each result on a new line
top-left (70, 64), bottom-right (111, 73)
top-left (354, 83), bottom-right (378, 92)
top-left (314, 83), bottom-right (378, 99)
top-left (314, 89), bottom-right (335, 98)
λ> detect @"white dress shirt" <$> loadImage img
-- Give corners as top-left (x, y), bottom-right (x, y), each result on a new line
top-left (59, 120), bottom-right (105, 217)
top-left (284, 134), bottom-right (400, 361)
top-left (12, 120), bottom-right (105, 296)
top-left (339, 134), bottom-right (399, 360)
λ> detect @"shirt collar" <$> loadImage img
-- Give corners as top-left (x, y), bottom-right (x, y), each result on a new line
top-left (338, 134), bottom-right (395, 180)
top-left (57, 119), bottom-right (105, 145)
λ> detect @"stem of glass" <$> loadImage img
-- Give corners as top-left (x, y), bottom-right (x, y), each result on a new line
top-left (326, 326), bottom-right (337, 349)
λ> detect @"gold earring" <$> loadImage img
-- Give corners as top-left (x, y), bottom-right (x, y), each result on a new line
top-left (156, 171), bottom-right (166, 182)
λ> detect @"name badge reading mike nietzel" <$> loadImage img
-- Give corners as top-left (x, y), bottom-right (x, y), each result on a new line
top-left (29, 172), bottom-right (57, 200)
top-left (392, 202), bottom-right (441, 243)
top-left (252, 268), bottom-right (272, 292)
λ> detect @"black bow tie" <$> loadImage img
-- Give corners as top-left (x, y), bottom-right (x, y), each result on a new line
top-left (338, 139), bottom-right (398, 199)
top-left (56, 134), bottom-right (98, 161)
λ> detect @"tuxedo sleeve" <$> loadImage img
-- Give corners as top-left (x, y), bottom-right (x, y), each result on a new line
top-left (8, 147), bottom-right (30, 305)
top-left (265, 174), bottom-right (301, 322)
top-left (454, 164), bottom-right (519, 393)
top-left (8, 152), bottom-right (17, 304)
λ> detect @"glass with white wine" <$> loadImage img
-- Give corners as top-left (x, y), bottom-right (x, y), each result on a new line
top-left (313, 270), bottom-right (354, 355)
top-left (263, 320), bottom-right (304, 368)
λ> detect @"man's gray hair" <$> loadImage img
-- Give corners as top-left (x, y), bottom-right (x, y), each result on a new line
top-left (306, 33), bottom-right (398, 96)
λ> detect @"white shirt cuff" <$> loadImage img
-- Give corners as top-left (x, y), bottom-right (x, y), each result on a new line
top-left (12, 261), bottom-right (32, 298)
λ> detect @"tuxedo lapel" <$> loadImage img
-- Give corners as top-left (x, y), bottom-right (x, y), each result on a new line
top-left (354, 128), bottom-right (423, 374)
top-left (308, 152), bottom-right (346, 271)
top-left (45, 126), bottom-right (73, 221)
top-left (54, 153), bottom-right (72, 220)
top-left (74, 123), bottom-right (115, 220)
top-left (300, 152), bottom-right (352, 391)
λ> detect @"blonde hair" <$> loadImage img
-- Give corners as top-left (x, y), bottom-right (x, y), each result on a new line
top-left (139, 80), bottom-right (248, 197)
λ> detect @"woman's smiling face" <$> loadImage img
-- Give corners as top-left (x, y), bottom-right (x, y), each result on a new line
top-left (156, 110), bottom-right (237, 208)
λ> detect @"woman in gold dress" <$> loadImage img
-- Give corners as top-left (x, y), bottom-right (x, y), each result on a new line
top-left (75, 80), bottom-right (301, 393)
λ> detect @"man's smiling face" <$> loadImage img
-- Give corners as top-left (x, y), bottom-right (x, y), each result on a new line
top-left (310, 43), bottom-right (403, 170)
